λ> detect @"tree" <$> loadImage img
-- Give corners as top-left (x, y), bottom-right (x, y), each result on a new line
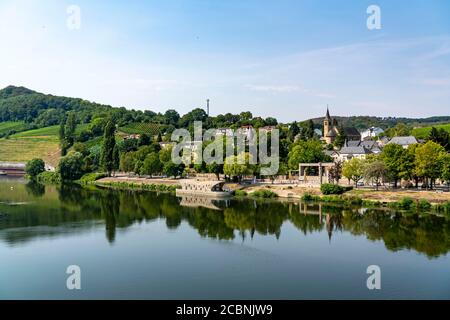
top-left (440, 153), bottom-right (450, 190)
top-left (100, 120), bottom-right (116, 176)
top-left (380, 143), bottom-right (405, 188)
top-left (163, 161), bottom-right (184, 178)
top-left (398, 144), bottom-right (417, 184)
top-left (164, 109), bottom-right (180, 126)
top-left (25, 158), bottom-right (45, 180)
top-left (329, 161), bottom-right (342, 184)
top-left (120, 152), bottom-right (136, 173)
top-left (428, 127), bottom-right (450, 152)
top-left (364, 160), bottom-right (387, 191)
top-left (342, 158), bottom-right (365, 187)
top-left (239, 111), bottom-right (253, 121)
top-left (206, 162), bottom-right (224, 180)
top-left (141, 153), bottom-right (162, 177)
top-left (64, 112), bottom-right (77, 146)
top-left (138, 133), bottom-right (151, 147)
top-left (58, 152), bottom-right (84, 181)
top-left (112, 145), bottom-right (120, 176)
top-left (385, 122), bottom-right (411, 137)
top-left (224, 153), bottom-right (254, 181)
top-left (159, 146), bottom-right (172, 163)
top-left (287, 140), bottom-right (330, 170)
top-left (288, 121), bottom-right (300, 142)
top-left (334, 125), bottom-right (347, 148)
top-left (414, 141), bottom-right (446, 189)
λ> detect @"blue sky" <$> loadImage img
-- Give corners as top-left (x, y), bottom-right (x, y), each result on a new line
top-left (0, 0), bottom-right (449, 122)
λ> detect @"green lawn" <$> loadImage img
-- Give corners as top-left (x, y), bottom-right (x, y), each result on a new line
top-left (412, 123), bottom-right (450, 139)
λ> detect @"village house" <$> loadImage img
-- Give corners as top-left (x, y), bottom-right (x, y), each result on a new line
top-left (214, 128), bottom-right (234, 137)
top-left (337, 145), bottom-right (372, 162)
top-left (387, 136), bottom-right (418, 149)
top-left (361, 127), bottom-right (384, 140)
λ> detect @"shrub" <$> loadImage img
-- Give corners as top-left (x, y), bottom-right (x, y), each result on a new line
top-left (320, 183), bottom-right (348, 195)
top-left (398, 197), bottom-right (414, 210)
top-left (344, 196), bottom-right (363, 205)
top-left (362, 200), bottom-right (382, 207)
top-left (78, 173), bottom-right (107, 184)
top-left (415, 199), bottom-right (432, 210)
top-left (234, 189), bottom-right (248, 197)
top-left (36, 171), bottom-right (61, 184)
top-left (251, 189), bottom-right (278, 198)
top-left (320, 195), bottom-right (344, 203)
top-left (301, 193), bottom-right (320, 201)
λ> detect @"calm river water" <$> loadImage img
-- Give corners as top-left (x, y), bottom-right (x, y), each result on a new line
top-left (0, 177), bottom-right (449, 299)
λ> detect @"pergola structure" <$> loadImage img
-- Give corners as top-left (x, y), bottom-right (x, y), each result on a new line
top-left (298, 162), bottom-right (335, 185)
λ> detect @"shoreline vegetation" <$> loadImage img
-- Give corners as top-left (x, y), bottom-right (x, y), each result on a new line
top-left (21, 173), bottom-right (450, 216)
top-left (34, 172), bottom-right (450, 214)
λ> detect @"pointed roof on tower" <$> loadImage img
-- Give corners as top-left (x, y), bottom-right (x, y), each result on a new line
top-left (326, 105), bottom-right (331, 121)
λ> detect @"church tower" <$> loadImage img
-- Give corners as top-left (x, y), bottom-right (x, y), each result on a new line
top-left (323, 105), bottom-right (331, 137)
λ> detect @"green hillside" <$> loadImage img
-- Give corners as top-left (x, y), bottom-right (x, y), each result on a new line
top-left (412, 123), bottom-right (450, 139)
top-left (0, 124), bottom-right (91, 166)
top-left (0, 121), bottom-right (29, 136)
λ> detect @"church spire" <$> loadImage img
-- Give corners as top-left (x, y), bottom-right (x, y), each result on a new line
top-left (326, 105), bottom-right (331, 120)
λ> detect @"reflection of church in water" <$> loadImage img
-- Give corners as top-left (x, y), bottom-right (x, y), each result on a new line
top-left (288, 201), bottom-right (343, 242)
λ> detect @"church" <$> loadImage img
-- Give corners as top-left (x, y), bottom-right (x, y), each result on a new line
top-left (322, 107), bottom-right (361, 144)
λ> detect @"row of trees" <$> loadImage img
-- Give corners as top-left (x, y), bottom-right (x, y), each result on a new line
top-left (340, 141), bottom-right (450, 189)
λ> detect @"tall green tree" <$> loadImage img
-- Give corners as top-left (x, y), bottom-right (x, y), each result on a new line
top-left (380, 143), bottom-right (405, 188)
top-left (342, 158), bottom-right (365, 187)
top-left (141, 153), bottom-right (162, 177)
top-left (288, 121), bottom-right (300, 142)
top-left (288, 140), bottom-right (329, 170)
top-left (58, 152), bottom-right (84, 181)
top-left (440, 153), bottom-right (450, 190)
top-left (414, 141), bottom-right (446, 189)
top-left (100, 120), bottom-right (117, 176)
top-left (364, 159), bottom-right (387, 191)
top-left (64, 112), bottom-right (77, 146)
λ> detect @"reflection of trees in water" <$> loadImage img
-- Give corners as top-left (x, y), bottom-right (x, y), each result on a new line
top-left (100, 190), bottom-right (120, 244)
top-left (25, 182), bottom-right (45, 198)
top-left (1, 183), bottom-right (449, 258)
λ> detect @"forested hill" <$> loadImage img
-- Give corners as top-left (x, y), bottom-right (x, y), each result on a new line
top-left (1, 85), bottom-right (449, 131)
top-left (0, 85), bottom-right (115, 126)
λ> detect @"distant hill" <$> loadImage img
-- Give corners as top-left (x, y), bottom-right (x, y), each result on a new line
top-left (1, 85), bottom-right (449, 133)
top-left (0, 86), bottom-right (36, 100)
top-left (309, 115), bottom-right (450, 131)
top-left (0, 85), bottom-right (115, 125)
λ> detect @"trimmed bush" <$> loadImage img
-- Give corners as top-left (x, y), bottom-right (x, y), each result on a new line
top-left (251, 189), bottom-right (278, 198)
top-left (320, 183), bottom-right (349, 195)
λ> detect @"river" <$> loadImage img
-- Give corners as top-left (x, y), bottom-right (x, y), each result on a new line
top-left (0, 177), bottom-right (449, 299)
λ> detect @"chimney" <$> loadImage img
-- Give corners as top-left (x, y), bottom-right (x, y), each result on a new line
top-left (206, 99), bottom-right (210, 116)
